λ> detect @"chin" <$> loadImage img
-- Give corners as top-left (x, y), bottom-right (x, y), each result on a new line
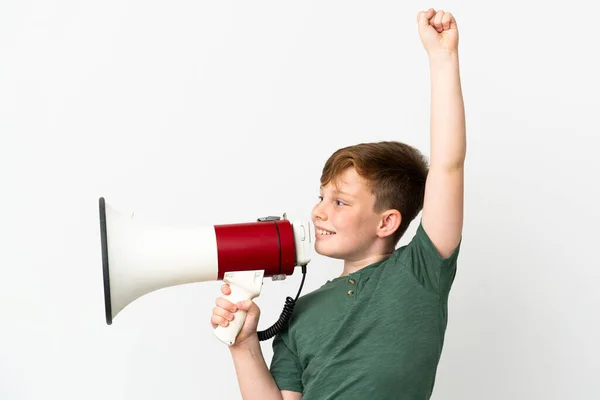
top-left (314, 241), bottom-right (349, 260)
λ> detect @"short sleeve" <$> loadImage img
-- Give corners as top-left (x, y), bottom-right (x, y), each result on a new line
top-left (269, 333), bottom-right (304, 393)
top-left (401, 219), bottom-right (461, 295)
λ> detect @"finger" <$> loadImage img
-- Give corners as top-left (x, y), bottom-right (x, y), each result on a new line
top-left (434, 10), bottom-right (445, 31)
top-left (421, 8), bottom-right (435, 20)
top-left (450, 17), bottom-right (457, 30)
top-left (221, 284), bottom-right (231, 295)
top-left (235, 299), bottom-right (252, 310)
top-left (442, 12), bottom-right (453, 30)
top-left (417, 8), bottom-right (434, 28)
top-left (213, 306), bottom-right (235, 321)
top-left (236, 300), bottom-right (260, 318)
top-left (211, 315), bottom-right (229, 328)
top-left (216, 297), bottom-right (238, 313)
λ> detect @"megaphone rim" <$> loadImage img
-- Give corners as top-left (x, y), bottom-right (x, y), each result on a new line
top-left (99, 197), bottom-right (113, 325)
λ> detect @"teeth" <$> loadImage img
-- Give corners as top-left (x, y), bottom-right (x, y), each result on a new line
top-left (318, 229), bottom-right (335, 235)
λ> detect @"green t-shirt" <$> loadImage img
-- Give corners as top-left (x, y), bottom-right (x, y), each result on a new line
top-left (269, 221), bottom-right (461, 399)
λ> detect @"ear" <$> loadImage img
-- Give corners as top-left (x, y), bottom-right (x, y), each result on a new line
top-left (376, 209), bottom-right (402, 238)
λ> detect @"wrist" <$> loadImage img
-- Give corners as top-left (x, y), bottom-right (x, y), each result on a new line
top-left (229, 335), bottom-right (260, 355)
top-left (428, 50), bottom-right (459, 64)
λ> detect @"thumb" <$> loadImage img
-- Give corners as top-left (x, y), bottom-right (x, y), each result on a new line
top-left (236, 299), bottom-right (260, 317)
top-left (417, 8), bottom-right (435, 30)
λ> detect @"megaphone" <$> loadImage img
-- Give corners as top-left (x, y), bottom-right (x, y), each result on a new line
top-left (98, 197), bottom-right (313, 346)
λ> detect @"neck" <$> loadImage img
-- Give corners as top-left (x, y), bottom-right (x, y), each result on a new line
top-left (336, 236), bottom-right (396, 278)
top-left (340, 250), bottom-right (394, 277)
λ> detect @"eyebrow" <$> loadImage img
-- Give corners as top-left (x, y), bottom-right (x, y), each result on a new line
top-left (319, 186), bottom-right (355, 199)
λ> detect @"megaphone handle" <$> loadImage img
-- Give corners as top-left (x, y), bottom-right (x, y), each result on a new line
top-left (213, 270), bottom-right (264, 346)
top-left (214, 285), bottom-right (255, 345)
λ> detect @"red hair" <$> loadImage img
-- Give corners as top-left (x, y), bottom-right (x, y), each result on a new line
top-left (320, 141), bottom-right (429, 242)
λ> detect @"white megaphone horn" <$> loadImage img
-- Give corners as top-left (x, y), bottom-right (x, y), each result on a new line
top-left (98, 197), bottom-right (313, 346)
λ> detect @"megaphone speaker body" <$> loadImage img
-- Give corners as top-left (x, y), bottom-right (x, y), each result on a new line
top-left (99, 197), bottom-right (312, 345)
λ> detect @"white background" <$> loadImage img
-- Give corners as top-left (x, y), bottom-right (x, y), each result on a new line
top-left (1, 1), bottom-right (599, 399)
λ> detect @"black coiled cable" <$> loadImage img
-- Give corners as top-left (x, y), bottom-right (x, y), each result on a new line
top-left (257, 265), bottom-right (307, 341)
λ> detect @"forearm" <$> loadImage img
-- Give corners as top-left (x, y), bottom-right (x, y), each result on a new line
top-left (429, 51), bottom-right (466, 169)
top-left (229, 338), bottom-right (283, 400)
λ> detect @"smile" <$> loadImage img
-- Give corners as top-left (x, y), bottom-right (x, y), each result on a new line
top-left (316, 227), bottom-right (336, 235)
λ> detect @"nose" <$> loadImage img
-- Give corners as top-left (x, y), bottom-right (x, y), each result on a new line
top-left (311, 201), bottom-right (327, 222)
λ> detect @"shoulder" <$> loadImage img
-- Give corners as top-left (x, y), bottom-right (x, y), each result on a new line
top-left (396, 219), bottom-right (461, 265)
top-left (383, 220), bottom-right (462, 294)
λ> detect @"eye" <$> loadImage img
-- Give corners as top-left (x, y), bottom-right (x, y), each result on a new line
top-left (336, 200), bottom-right (345, 206)
top-left (317, 195), bottom-right (323, 202)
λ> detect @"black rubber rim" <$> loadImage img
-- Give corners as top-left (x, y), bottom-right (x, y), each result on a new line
top-left (99, 197), bottom-right (113, 325)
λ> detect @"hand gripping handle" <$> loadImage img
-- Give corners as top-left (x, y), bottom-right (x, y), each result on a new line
top-left (214, 270), bottom-right (264, 346)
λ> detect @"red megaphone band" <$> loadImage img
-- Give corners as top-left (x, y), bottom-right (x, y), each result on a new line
top-left (214, 219), bottom-right (297, 279)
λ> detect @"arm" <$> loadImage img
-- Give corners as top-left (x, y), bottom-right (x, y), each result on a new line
top-left (417, 9), bottom-right (466, 258)
top-left (213, 287), bottom-right (302, 400)
top-left (229, 337), bottom-right (302, 400)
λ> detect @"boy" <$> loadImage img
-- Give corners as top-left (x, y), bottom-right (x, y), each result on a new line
top-left (211, 8), bottom-right (465, 399)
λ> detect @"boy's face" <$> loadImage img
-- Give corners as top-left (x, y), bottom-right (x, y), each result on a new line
top-left (311, 167), bottom-right (384, 261)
